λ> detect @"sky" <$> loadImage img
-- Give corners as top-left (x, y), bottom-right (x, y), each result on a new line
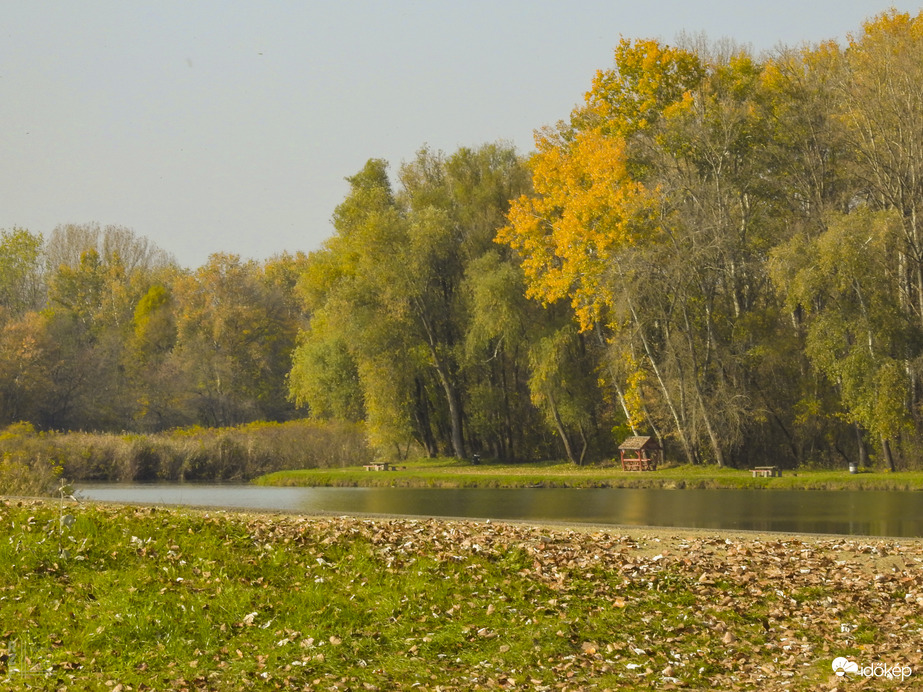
top-left (2, 1), bottom-right (921, 269)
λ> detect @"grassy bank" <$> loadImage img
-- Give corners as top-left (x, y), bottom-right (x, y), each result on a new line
top-left (2, 500), bottom-right (921, 690)
top-left (257, 459), bottom-right (923, 492)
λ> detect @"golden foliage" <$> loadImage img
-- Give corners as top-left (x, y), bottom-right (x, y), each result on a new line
top-left (498, 39), bottom-right (701, 332)
top-left (499, 131), bottom-right (656, 330)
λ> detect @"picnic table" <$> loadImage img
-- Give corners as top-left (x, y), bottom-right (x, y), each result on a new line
top-left (751, 466), bottom-right (781, 478)
top-left (364, 463), bottom-right (391, 471)
top-left (621, 456), bottom-right (657, 472)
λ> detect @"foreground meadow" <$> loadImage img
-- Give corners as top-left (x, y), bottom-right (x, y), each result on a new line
top-left (2, 500), bottom-right (922, 690)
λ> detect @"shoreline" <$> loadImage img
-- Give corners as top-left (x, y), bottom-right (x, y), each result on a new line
top-left (256, 462), bottom-right (923, 492)
top-left (13, 495), bottom-right (923, 544)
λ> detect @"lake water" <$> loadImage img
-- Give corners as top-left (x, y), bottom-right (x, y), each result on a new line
top-left (75, 484), bottom-right (923, 538)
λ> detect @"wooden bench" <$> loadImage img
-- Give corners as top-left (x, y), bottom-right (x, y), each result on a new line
top-left (363, 463), bottom-right (391, 472)
top-left (751, 466), bottom-right (781, 478)
top-left (621, 457), bottom-right (657, 472)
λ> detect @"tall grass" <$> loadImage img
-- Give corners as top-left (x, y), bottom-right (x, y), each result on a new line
top-left (0, 420), bottom-right (373, 492)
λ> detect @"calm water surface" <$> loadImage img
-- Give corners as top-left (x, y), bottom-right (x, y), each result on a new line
top-left (75, 484), bottom-right (923, 538)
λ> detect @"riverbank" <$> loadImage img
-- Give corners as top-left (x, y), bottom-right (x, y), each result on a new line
top-left (2, 499), bottom-right (920, 690)
top-left (256, 459), bottom-right (923, 492)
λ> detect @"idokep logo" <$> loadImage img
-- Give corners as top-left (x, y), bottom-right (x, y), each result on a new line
top-left (832, 656), bottom-right (912, 681)
top-left (832, 657), bottom-right (859, 676)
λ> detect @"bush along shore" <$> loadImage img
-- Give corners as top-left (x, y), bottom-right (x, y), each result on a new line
top-left (256, 459), bottom-right (923, 492)
top-left (2, 499), bottom-right (922, 690)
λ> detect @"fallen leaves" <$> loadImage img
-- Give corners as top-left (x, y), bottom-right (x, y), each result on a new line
top-left (5, 499), bottom-right (923, 690)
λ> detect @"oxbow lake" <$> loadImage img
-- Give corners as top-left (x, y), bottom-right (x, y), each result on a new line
top-left (75, 484), bottom-right (923, 538)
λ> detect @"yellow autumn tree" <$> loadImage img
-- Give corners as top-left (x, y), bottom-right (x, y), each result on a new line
top-left (838, 10), bottom-right (923, 323)
top-left (501, 38), bottom-right (819, 467)
top-left (498, 38), bottom-right (703, 458)
top-left (501, 129), bottom-right (655, 330)
top-left (498, 38), bottom-right (702, 331)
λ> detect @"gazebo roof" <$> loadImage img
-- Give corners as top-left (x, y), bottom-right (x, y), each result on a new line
top-left (618, 435), bottom-right (660, 451)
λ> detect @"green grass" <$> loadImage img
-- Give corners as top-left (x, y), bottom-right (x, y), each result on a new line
top-left (3, 499), bottom-right (922, 690)
top-left (256, 458), bottom-right (923, 491)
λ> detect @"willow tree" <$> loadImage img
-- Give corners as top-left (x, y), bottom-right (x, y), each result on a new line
top-left (290, 145), bottom-right (569, 460)
top-left (770, 209), bottom-right (918, 470)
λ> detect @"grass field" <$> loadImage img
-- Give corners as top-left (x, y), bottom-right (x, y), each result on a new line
top-left (256, 459), bottom-right (923, 492)
top-left (2, 499), bottom-right (922, 690)
top-left (0, 501), bottom-right (923, 692)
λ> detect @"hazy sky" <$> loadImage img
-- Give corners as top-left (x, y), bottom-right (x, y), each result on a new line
top-left (2, 1), bottom-right (919, 268)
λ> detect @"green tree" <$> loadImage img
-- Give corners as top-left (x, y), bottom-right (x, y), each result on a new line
top-left (290, 145), bottom-right (571, 461)
top-left (770, 208), bottom-right (917, 469)
top-left (0, 228), bottom-right (44, 322)
top-left (171, 254), bottom-right (299, 427)
top-left (40, 224), bottom-right (175, 429)
top-left (0, 312), bottom-right (56, 425)
top-left (288, 311), bottom-right (365, 423)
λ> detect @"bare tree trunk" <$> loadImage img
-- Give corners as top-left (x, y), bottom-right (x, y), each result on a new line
top-left (694, 382), bottom-right (725, 467)
top-left (547, 392), bottom-right (577, 464)
top-left (677, 301), bottom-right (726, 467)
top-left (576, 423), bottom-right (589, 466)
top-left (882, 435), bottom-right (896, 472)
top-left (593, 326), bottom-right (639, 436)
top-left (441, 376), bottom-right (466, 460)
top-left (411, 378), bottom-right (439, 457)
top-left (623, 294), bottom-right (696, 464)
top-left (856, 424), bottom-right (869, 468)
top-left (415, 301), bottom-right (466, 459)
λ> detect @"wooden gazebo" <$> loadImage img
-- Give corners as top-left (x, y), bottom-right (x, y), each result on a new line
top-left (619, 436), bottom-right (662, 471)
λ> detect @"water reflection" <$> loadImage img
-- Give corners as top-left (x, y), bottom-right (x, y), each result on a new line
top-left (75, 484), bottom-right (923, 538)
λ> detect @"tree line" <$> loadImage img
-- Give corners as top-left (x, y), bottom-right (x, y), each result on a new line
top-left (497, 10), bottom-right (923, 469)
top-left (4, 10), bottom-right (923, 469)
top-left (0, 222), bottom-right (306, 432)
